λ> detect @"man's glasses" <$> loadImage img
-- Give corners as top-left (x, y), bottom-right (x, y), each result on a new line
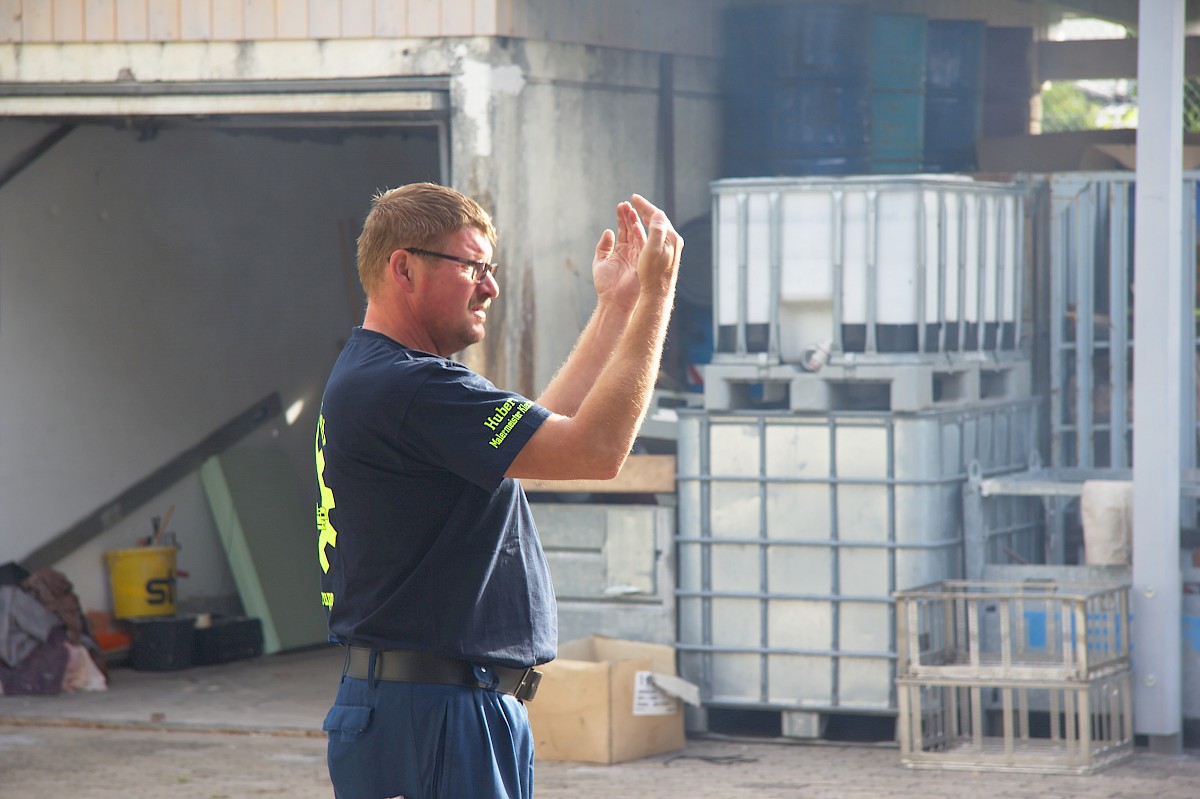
top-left (403, 248), bottom-right (499, 283)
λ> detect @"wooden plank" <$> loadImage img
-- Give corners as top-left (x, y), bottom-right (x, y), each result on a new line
top-left (53, 0), bottom-right (86, 41)
top-left (1037, 37), bottom-right (1200, 81)
top-left (275, 0), bottom-right (308, 39)
top-left (473, 0), bottom-right (498, 36)
top-left (0, 124), bottom-right (75, 191)
top-left (211, 0), bottom-right (244, 40)
top-left (495, 0), bottom-right (513, 37)
top-left (21, 0), bottom-right (54, 41)
top-left (115, 0), bottom-right (148, 40)
top-left (522, 455), bottom-right (676, 494)
top-left (0, 0), bottom-right (23, 43)
top-left (243, 0), bottom-right (274, 38)
top-left (440, 0), bottom-right (471, 36)
top-left (373, 0), bottom-right (406, 36)
top-left (146, 0), bottom-right (180, 40)
top-left (201, 443), bottom-right (329, 655)
top-left (1036, 38), bottom-right (1137, 81)
top-left (84, 0), bottom-right (116, 41)
top-left (308, 0), bottom-right (340, 38)
top-left (179, 0), bottom-right (210, 39)
top-left (340, 0), bottom-right (373, 38)
top-left (407, 0), bottom-right (439, 36)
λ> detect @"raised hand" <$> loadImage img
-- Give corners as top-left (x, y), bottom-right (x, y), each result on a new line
top-left (591, 200), bottom-right (647, 313)
top-left (629, 194), bottom-right (683, 294)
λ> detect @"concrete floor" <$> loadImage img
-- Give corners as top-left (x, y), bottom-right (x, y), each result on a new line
top-left (0, 645), bottom-right (341, 733)
top-left (2, 647), bottom-right (1200, 798)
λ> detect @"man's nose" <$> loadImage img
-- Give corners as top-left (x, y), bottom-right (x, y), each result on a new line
top-left (479, 271), bottom-right (500, 299)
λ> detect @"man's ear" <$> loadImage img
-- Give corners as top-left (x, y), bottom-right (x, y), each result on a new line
top-left (389, 249), bottom-right (416, 291)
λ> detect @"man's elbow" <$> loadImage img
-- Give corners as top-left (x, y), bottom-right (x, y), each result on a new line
top-left (592, 459), bottom-right (626, 482)
top-left (573, 446), bottom-right (628, 481)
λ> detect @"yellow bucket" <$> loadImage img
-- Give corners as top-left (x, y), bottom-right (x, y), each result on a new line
top-left (104, 546), bottom-right (177, 619)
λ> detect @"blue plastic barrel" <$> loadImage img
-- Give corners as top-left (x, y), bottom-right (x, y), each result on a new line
top-left (774, 3), bottom-right (870, 80)
top-left (924, 88), bottom-right (982, 172)
top-left (924, 19), bottom-right (986, 172)
top-left (870, 14), bottom-right (927, 91)
top-left (722, 4), bottom-right (870, 177)
top-left (926, 19), bottom-right (986, 92)
top-left (870, 91), bottom-right (925, 172)
top-left (869, 14), bottom-right (927, 173)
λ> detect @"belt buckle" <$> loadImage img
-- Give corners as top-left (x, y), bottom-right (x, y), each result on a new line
top-left (514, 668), bottom-right (542, 702)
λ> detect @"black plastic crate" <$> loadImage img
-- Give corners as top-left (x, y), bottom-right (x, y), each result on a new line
top-left (192, 616), bottom-right (263, 665)
top-left (128, 616), bottom-right (195, 671)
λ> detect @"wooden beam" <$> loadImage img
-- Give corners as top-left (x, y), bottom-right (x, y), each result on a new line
top-left (0, 124), bottom-right (75, 191)
top-left (1037, 36), bottom-right (1200, 80)
top-left (522, 454), bottom-right (676, 494)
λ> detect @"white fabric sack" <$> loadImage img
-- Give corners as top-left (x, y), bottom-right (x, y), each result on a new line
top-left (1081, 480), bottom-right (1133, 566)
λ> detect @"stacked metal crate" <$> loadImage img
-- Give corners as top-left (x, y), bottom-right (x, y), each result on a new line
top-left (894, 580), bottom-right (1133, 774)
top-left (962, 170), bottom-right (1200, 740)
top-left (677, 176), bottom-right (1041, 734)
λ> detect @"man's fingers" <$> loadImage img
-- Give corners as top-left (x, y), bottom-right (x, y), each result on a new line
top-left (630, 193), bottom-right (661, 222)
top-left (595, 228), bottom-right (616, 260)
top-left (630, 194), bottom-right (681, 257)
top-left (617, 200), bottom-right (646, 246)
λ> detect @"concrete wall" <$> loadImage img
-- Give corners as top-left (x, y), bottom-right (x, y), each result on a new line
top-left (0, 33), bottom-right (723, 624)
top-left (451, 37), bottom-right (722, 393)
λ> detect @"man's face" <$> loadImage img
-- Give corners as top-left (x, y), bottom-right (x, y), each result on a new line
top-left (408, 227), bottom-right (499, 356)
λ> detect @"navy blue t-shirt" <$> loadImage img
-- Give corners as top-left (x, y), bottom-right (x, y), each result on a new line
top-left (315, 328), bottom-right (557, 668)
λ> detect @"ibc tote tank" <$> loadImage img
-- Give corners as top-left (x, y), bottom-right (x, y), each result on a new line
top-left (712, 175), bottom-right (1025, 362)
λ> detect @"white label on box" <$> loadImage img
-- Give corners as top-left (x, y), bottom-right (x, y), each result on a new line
top-left (632, 671), bottom-right (678, 716)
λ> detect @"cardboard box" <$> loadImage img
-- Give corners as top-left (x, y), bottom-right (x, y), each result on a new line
top-left (526, 635), bottom-right (698, 764)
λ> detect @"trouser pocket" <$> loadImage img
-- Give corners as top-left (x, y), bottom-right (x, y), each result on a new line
top-left (323, 703), bottom-right (373, 743)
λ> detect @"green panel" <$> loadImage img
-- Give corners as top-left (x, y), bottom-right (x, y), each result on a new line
top-left (200, 445), bottom-right (326, 654)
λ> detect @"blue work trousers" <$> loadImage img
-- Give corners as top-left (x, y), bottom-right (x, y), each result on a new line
top-left (323, 674), bottom-right (535, 799)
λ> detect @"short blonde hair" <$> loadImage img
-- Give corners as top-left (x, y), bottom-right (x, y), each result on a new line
top-left (356, 183), bottom-right (497, 296)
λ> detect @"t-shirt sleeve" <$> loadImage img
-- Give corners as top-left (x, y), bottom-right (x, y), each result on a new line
top-left (401, 361), bottom-right (551, 491)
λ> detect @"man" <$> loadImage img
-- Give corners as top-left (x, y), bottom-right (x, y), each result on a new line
top-left (315, 182), bottom-right (682, 799)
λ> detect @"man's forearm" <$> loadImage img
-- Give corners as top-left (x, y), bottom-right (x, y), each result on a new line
top-left (505, 195), bottom-right (681, 482)
top-left (536, 299), bottom-right (635, 416)
top-left (564, 289), bottom-right (672, 472)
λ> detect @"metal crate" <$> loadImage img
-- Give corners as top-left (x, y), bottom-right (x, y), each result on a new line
top-left (897, 670), bottom-right (1134, 774)
top-left (895, 580), bottom-right (1130, 682)
top-left (1045, 171), bottom-right (1200, 471)
top-left (675, 400), bottom-right (1038, 713)
top-left (961, 461), bottom-right (1046, 582)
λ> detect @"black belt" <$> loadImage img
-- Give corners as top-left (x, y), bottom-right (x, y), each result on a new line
top-left (342, 646), bottom-right (542, 702)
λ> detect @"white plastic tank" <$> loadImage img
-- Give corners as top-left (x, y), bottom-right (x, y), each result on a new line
top-left (712, 175), bottom-right (1025, 363)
